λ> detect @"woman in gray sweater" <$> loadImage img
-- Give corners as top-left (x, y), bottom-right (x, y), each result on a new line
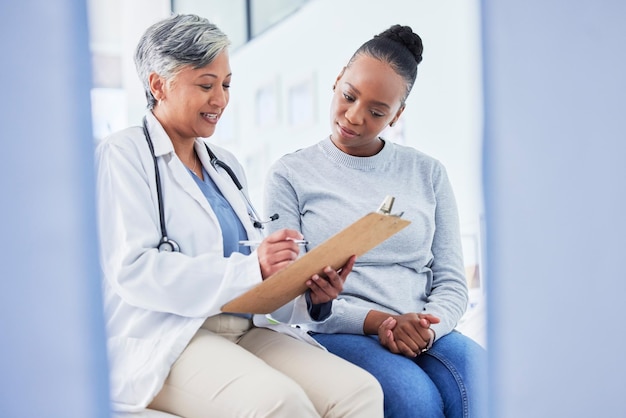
top-left (265, 25), bottom-right (486, 417)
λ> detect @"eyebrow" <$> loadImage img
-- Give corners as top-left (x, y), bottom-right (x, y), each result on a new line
top-left (345, 82), bottom-right (391, 109)
top-left (198, 72), bottom-right (233, 79)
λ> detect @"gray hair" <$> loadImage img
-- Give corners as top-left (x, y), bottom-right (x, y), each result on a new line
top-left (134, 14), bottom-right (231, 110)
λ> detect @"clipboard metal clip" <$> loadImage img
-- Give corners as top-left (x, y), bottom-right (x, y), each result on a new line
top-left (377, 195), bottom-right (404, 217)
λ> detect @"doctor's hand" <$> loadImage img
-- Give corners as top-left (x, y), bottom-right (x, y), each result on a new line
top-left (306, 255), bottom-right (356, 304)
top-left (257, 229), bottom-right (303, 279)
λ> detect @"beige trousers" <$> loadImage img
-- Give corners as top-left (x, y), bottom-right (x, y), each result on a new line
top-left (148, 314), bottom-right (383, 418)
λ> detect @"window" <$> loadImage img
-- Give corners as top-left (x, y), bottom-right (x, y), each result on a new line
top-left (173, 0), bottom-right (309, 48)
top-left (249, 0), bottom-right (308, 37)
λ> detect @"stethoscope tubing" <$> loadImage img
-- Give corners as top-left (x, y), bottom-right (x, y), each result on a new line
top-left (142, 118), bottom-right (179, 252)
top-left (141, 117), bottom-right (267, 252)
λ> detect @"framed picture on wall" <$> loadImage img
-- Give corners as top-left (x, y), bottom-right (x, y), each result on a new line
top-left (287, 74), bottom-right (316, 127)
top-left (255, 78), bottom-right (280, 128)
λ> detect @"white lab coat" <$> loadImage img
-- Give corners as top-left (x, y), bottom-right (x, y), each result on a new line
top-left (96, 113), bottom-right (317, 412)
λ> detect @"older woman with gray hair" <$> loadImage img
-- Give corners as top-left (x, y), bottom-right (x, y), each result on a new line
top-left (96, 14), bottom-right (383, 418)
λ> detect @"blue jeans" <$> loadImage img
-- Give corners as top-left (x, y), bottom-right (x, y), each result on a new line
top-left (312, 331), bottom-right (487, 418)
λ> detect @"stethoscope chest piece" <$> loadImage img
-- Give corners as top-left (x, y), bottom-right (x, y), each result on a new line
top-left (158, 237), bottom-right (180, 253)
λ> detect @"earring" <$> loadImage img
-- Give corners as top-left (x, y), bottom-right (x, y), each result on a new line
top-left (332, 85), bottom-right (336, 91)
top-left (389, 121), bottom-right (396, 127)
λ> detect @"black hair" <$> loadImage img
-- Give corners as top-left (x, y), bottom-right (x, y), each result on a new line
top-left (348, 24), bottom-right (423, 103)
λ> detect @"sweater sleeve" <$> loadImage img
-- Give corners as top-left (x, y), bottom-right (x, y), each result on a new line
top-left (264, 159), bottom-right (303, 233)
top-left (264, 144), bottom-right (468, 339)
top-left (424, 163), bottom-right (469, 340)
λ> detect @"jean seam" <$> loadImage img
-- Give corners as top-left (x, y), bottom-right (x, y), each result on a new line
top-left (423, 350), bottom-right (470, 418)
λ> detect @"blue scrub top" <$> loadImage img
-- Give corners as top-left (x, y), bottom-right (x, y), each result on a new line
top-left (189, 166), bottom-right (251, 257)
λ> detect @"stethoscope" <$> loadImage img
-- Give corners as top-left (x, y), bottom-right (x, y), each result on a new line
top-left (142, 117), bottom-right (278, 252)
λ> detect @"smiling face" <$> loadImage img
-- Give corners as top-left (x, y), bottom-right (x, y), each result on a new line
top-left (330, 54), bottom-right (407, 156)
top-left (150, 50), bottom-right (232, 144)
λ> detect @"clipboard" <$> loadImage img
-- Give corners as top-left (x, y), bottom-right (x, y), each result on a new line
top-left (221, 198), bottom-right (410, 314)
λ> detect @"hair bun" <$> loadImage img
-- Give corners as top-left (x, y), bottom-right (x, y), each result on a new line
top-left (376, 24), bottom-right (423, 65)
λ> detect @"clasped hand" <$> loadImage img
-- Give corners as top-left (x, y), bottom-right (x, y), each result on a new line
top-left (256, 229), bottom-right (355, 304)
top-left (378, 313), bottom-right (440, 358)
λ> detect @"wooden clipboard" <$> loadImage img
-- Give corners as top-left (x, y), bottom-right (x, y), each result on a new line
top-left (221, 212), bottom-right (410, 314)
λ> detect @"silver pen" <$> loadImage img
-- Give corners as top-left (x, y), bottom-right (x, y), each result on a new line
top-left (238, 239), bottom-right (309, 247)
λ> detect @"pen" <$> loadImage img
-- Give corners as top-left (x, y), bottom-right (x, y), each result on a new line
top-left (238, 239), bottom-right (309, 247)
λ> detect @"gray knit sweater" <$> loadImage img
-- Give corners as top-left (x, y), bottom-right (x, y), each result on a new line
top-left (264, 137), bottom-right (468, 340)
